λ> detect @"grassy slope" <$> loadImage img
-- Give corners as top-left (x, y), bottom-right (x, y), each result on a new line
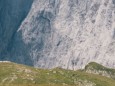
top-left (0, 62), bottom-right (115, 86)
top-left (85, 62), bottom-right (115, 72)
top-left (84, 62), bottom-right (115, 79)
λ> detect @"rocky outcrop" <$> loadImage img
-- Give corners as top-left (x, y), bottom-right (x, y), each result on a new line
top-left (84, 62), bottom-right (115, 79)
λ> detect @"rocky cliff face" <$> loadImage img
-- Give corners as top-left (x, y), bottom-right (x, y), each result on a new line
top-left (0, 0), bottom-right (115, 70)
top-left (0, 0), bottom-right (33, 65)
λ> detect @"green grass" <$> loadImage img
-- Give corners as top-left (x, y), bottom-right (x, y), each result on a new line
top-left (84, 62), bottom-right (115, 79)
top-left (0, 62), bottom-right (115, 86)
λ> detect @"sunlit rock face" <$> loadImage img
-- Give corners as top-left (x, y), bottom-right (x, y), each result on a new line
top-left (1, 0), bottom-right (115, 70)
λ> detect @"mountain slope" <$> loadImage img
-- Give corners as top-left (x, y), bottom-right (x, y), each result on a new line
top-left (0, 61), bottom-right (115, 86)
top-left (10, 0), bottom-right (115, 69)
top-left (0, 0), bottom-right (115, 70)
top-left (0, 0), bottom-right (33, 65)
